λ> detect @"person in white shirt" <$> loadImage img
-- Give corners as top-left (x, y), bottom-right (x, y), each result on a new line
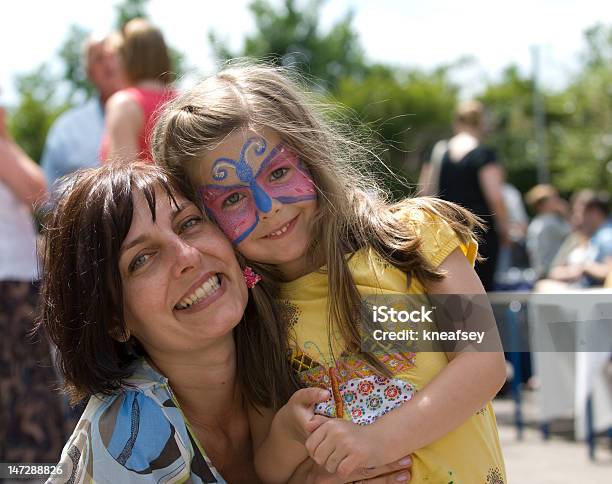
top-left (0, 105), bottom-right (68, 463)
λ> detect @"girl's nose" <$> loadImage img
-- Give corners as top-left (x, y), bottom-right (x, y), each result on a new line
top-left (260, 199), bottom-right (282, 220)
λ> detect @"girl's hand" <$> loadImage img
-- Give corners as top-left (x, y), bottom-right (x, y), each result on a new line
top-left (305, 418), bottom-right (383, 478)
top-left (280, 387), bottom-right (331, 444)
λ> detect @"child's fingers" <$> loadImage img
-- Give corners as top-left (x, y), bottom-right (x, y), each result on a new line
top-left (305, 423), bottom-right (328, 461)
top-left (336, 454), bottom-right (361, 479)
top-left (305, 415), bottom-right (329, 433)
top-left (291, 387), bottom-right (331, 407)
top-left (324, 446), bottom-right (350, 475)
top-left (311, 433), bottom-right (337, 467)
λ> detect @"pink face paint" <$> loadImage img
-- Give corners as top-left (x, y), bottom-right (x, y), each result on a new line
top-left (200, 138), bottom-right (316, 244)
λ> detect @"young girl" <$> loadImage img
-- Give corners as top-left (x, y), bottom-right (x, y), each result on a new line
top-left (152, 63), bottom-right (507, 483)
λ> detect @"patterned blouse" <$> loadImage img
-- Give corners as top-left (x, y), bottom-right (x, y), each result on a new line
top-left (48, 359), bottom-right (225, 483)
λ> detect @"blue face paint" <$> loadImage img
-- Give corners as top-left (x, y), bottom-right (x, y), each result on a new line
top-left (201, 136), bottom-right (317, 244)
top-left (210, 137), bottom-right (273, 213)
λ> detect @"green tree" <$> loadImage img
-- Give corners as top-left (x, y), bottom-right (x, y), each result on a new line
top-left (58, 25), bottom-right (93, 103)
top-left (334, 64), bottom-right (459, 195)
top-left (8, 67), bottom-right (68, 162)
top-left (210, 0), bottom-right (366, 90)
top-left (115, 0), bottom-right (150, 29)
top-left (479, 66), bottom-right (540, 193)
top-left (481, 24), bottom-right (612, 195)
top-left (548, 27), bottom-right (612, 192)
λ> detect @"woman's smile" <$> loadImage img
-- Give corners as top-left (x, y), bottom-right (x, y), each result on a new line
top-left (174, 272), bottom-right (226, 313)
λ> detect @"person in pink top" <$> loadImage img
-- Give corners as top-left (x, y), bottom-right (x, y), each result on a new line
top-left (101, 19), bottom-right (177, 163)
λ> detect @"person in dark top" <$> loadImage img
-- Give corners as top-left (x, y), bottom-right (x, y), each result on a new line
top-left (436, 101), bottom-right (509, 291)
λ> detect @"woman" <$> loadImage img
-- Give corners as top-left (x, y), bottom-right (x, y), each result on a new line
top-left (420, 100), bottom-right (509, 291)
top-left (0, 106), bottom-right (67, 462)
top-left (40, 162), bottom-right (412, 483)
top-left (100, 18), bottom-right (176, 163)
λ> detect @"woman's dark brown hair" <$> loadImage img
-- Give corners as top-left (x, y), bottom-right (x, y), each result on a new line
top-left (38, 162), bottom-right (297, 407)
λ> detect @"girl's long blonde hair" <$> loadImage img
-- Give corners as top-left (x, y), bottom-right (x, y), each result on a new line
top-left (152, 61), bottom-right (483, 383)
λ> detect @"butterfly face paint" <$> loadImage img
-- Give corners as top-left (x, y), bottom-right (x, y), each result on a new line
top-left (200, 136), bottom-right (317, 244)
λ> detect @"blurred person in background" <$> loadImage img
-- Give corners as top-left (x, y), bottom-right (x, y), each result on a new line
top-left (546, 189), bottom-right (593, 283)
top-left (502, 181), bottom-right (529, 246)
top-left (100, 18), bottom-right (177, 164)
top-left (41, 33), bottom-right (125, 186)
top-left (495, 169), bottom-right (530, 286)
top-left (578, 192), bottom-right (612, 287)
top-left (524, 184), bottom-right (571, 280)
top-left (0, 104), bottom-right (66, 463)
top-left (419, 100), bottom-right (509, 291)
top-left (537, 191), bottom-right (612, 290)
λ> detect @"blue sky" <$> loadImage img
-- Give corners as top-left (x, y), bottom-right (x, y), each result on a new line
top-left (1, 0), bottom-right (610, 105)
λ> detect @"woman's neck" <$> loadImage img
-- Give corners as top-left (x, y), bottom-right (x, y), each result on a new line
top-left (148, 336), bottom-right (241, 426)
top-left (448, 131), bottom-right (479, 160)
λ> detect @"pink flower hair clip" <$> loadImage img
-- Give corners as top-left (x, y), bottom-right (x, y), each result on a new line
top-left (242, 266), bottom-right (262, 289)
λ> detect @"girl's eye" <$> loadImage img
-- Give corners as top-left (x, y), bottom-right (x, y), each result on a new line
top-left (222, 192), bottom-right (245, 208)
top-left (270, 167), bottom-right (289, 181)
top-left (129, 253), bottom-right (151, 272)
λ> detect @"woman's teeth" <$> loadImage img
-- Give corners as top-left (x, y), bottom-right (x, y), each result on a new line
top-left (268, 221), bottom-right (291, 237)
top-left (175, 275), bottom-right (221, 310)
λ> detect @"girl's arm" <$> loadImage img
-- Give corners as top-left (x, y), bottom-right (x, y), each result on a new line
top-left (250, 388), bottom-right (330, 484)
top-left (102, 91), bottom-right (142, 164)
top-left (305, 247), bottom-right (506, 476)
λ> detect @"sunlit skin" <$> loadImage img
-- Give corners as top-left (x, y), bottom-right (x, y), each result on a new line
top-left (195, 129), bottom-right (318, 281)
top-left (119, 188), bottom-right (248, 360)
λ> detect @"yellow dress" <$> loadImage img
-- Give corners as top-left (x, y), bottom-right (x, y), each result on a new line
top-left (279, 208), bottom-right (506, 483)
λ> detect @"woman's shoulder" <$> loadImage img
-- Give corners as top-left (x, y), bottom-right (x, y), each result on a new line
top-left (467, 144), bottom-right (497, 166)
top-left (50, 361), bottom-right (212, 483)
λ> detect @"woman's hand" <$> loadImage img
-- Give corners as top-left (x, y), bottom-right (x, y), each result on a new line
top-left (288, 455), bottom-right (413, 484)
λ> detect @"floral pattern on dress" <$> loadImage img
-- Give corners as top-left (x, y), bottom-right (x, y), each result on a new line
top-left (292, 349), bottom-right (416, 424)
top-left (339, 375), bottom-right (414, 425)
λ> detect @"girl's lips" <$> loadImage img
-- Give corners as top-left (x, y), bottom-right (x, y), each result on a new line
top-left (173, 274), bottom-right (226, 315)
top-left (263, 214), bottom-right (299, 239)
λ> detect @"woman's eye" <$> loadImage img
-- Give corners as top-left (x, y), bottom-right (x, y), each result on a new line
top-left (130, 253), bottom-right (151, 272)
top-left (222, 192), bottom-right (245, 208)
top-left (180, 216), bottom-right (203, 232)
top-left (270, 167), bottom-right (289, 181)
